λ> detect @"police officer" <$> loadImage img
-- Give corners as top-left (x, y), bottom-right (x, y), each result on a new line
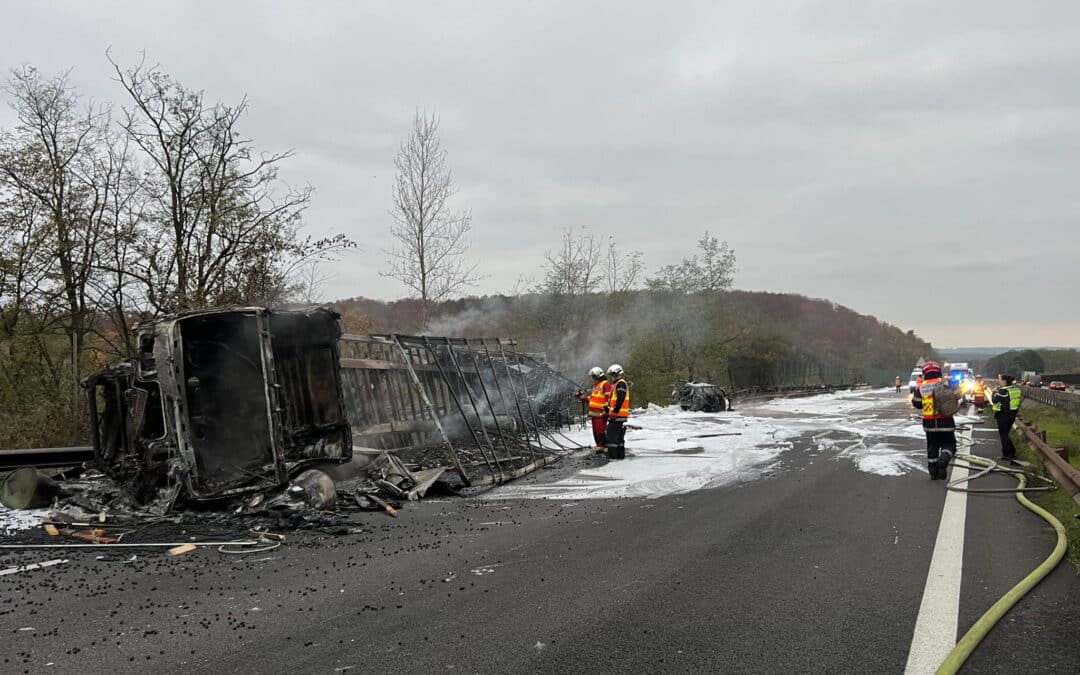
top-left (605, 364), bottom-right (630, 460)
top-left (991, 374), bottom-right (1023, 462)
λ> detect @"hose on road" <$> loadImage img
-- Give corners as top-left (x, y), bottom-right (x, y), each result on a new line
top-left (933, 452), bottom-right (1068, 675)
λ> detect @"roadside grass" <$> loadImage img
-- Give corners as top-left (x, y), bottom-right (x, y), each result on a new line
top-left (1017, 399), bottom-right (1080, 470)
top-left (1013, 400), bottom-right (1080, 572)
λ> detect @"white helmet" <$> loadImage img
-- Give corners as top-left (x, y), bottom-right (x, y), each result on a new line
top-left (607, 363), bottom-right (624, 378)
top-left (589, 366), bottom-right (604, 379)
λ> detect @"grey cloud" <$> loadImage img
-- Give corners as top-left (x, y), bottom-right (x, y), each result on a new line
top-left (2, 0), bottom-right (1077, 345)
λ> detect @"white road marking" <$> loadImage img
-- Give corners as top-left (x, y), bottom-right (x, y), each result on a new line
top-left (904, 442), bottom-right (970, 674)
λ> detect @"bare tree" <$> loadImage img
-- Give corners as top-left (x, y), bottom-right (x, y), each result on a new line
top-left (110, 54), bottom-right (346, 313)
top-left (0, 66), bottom-right (113, 441)
top-left (292, 259), bottom-right (331, 304)
top-left (536, 225), bottom-right (603, 297)
top-left (382, 110), bottom-right (479, 326)
top-left (605, 235), bottom-right (644, 294)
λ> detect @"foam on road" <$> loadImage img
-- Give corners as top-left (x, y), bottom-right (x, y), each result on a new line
top-left (488, 387), bottom-right (930, 500)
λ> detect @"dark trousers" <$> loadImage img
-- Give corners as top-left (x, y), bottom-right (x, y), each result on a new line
top-left (606, 419), bottom-right (626, 459)
top-left (996, 414), bottom-right (1017, 458)
top-left (590, 416), bottom-right (608, 448)
top-left (926, 431), bottom-right (957, 460)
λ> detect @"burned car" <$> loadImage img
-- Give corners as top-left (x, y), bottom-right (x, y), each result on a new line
top-left (85, 307), bottom-right (352, 505)
top-left (672, 381), bottom-right (732, 412)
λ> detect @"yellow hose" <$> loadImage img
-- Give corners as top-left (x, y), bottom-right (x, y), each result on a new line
top-left (935, 459), bottom-right (1068, 674)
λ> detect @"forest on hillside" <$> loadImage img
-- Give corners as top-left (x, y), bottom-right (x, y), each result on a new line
top-left (332, 289), bottom-right (935, 406)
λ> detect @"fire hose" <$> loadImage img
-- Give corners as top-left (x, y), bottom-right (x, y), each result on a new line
top-left (931, 437), bottom-right (1067, 674)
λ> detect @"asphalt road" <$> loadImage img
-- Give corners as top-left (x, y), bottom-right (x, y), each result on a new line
top-left (2, 392), bottom-right (1078, 674)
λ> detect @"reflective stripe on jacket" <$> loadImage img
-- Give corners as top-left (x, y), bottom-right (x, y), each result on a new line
top-left (609, 378), bottom-right (630, 419)
top-left (588, 381), bottom-right (611, 417)
top-left (992, 385), bottom-right (1022, 414)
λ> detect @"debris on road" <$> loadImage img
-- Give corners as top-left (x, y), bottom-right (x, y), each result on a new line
top-left (168, 543), bottom-right (197, 556)
top-left (1, 307), bottom-right (587, 547)
top-left (0, 558), bottom-right (68, 577)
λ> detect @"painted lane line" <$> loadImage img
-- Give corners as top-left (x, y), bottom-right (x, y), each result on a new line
top-left (904, 452), bottom-right (970, 674)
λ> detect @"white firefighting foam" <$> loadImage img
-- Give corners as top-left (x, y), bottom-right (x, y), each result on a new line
top-left (486, 388), bottom-right (930, 500)
top-left (0, 507), bottom-right (48, 535)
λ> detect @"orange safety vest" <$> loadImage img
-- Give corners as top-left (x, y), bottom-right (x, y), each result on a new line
top-left (587, 381), bottom-right (611, 417)
top-left (921, 377), bottom-right (945, 420)
top-left (609, 378), bottom-right (630, 419)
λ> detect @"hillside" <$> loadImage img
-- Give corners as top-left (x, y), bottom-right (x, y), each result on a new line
top-left (332, 290), bottom-right (935, 405)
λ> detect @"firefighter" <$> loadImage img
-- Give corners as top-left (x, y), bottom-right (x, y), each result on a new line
top-left (913, 361), bottom-right (961, 480)
top-left (895, 376), bottom-right (902, 394)
top-left (576, 367), bottom-right (612, 454)
top-left (605, 364), bottom-right (630, 460)
top-left (991, 374), bottom-right (1023, 462)
top-left (972, 375), bottom-right (988, 413)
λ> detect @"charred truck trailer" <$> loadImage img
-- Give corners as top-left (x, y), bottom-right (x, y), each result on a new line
top-left (86, 307), bottom-right (352, 505)
top-left (84, 307), bottom-right (578, 506)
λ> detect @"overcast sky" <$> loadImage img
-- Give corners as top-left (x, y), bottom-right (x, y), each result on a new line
top-left (2, 0), bottom-right (1077, 348)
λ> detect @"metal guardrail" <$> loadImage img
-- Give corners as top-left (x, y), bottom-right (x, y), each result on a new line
top-left (1021, 385), bottom-right (1080, 415)
top-left (1014, 417), bottom-right (1080, 506)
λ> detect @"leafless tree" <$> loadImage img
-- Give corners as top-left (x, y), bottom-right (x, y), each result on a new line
top-left (534, 225), bottom-right (604, 334)
top-left (382, 110), bottom-right (479, 326)
top-left (605, 235), bottom-right (644, 294)
top-left (110, 54), bottom-right (346, 313)
top-left (292, 260), bottom-right (332, 304)
top-left (536, 225), bottom-right (603, 297)
top-left (0, 66), bottom-right (113, 440)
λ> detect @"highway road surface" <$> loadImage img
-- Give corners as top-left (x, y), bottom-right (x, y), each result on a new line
top-left (2, 389), bottom-right (1077, 673)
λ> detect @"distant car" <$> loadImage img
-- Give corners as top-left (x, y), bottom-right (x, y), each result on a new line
top-left (908, 368), bottom-right (921, 394)
top-left (1049, 381), bottom-right (1067, 391)
top-left (672, 381), bottom-right (731, 412)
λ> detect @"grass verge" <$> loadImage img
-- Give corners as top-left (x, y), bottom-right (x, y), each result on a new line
top-left (1013, 400), bottom-right (1080, 572)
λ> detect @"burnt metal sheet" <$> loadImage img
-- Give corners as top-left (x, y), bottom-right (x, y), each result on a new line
top-left (338, 334), bottom-right (579, 487)
top-left (85, 306), bottom-right (352, 504)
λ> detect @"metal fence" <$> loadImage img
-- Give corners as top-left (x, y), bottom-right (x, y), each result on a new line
top-left (1021, 385), bottom-right (1080, 416)
top-left (337, 334), bottom-right (581, 487)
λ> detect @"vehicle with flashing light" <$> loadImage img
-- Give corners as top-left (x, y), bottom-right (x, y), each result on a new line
top-left (945, 363), bottom-right (975, 402)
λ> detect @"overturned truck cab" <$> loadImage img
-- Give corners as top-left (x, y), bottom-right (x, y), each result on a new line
top-left (85, 307), bottom-right (352, 504)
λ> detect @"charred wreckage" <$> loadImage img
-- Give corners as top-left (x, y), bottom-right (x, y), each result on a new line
top-left (1, 306), bottom-right (583, 521)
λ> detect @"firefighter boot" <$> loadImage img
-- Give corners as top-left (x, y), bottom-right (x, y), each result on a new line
top-left (936, 450), bottom-right (953, 481)
top-left (928, 462), bottom-right (939, 480)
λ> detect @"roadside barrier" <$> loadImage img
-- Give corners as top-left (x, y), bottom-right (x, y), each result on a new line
top-left (1014, 417), bottom-right (1080, 506)
top-left (1021, 385), bottom-right (1080, 416)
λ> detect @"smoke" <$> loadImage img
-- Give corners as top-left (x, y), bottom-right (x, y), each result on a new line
top-left (423, 297), bottom-right (511, 337)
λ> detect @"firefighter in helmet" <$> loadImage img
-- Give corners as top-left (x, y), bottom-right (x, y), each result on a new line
top-left (576, 366), bottom-right (612, 454)
top-left (605, 364), bottom-right (630, 460)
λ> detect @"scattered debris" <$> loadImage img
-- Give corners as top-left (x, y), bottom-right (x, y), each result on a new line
top-left (0, 308), bottom-right (589, 547)
top-left (0, 558), bottom-right (68, 577)
top-left (168, 543), bottom-right (197, 556)
top-left (676, 432), bottom-right (743, 441)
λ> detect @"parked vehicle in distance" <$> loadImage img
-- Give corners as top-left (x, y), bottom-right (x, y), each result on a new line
top-left (672, 381), bottom-right (732, 412)
top-left (1049, 381), bottom-right (1067, 391)
top-left (908, 368), bottom-right (922, 394)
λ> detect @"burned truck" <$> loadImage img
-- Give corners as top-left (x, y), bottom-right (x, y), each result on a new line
top-left (82, 307), bottom-right (581, 508)
top-left (85, 307), bottom-right (352, 506)
top-left (672, 381), bottom-right (732, 412)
